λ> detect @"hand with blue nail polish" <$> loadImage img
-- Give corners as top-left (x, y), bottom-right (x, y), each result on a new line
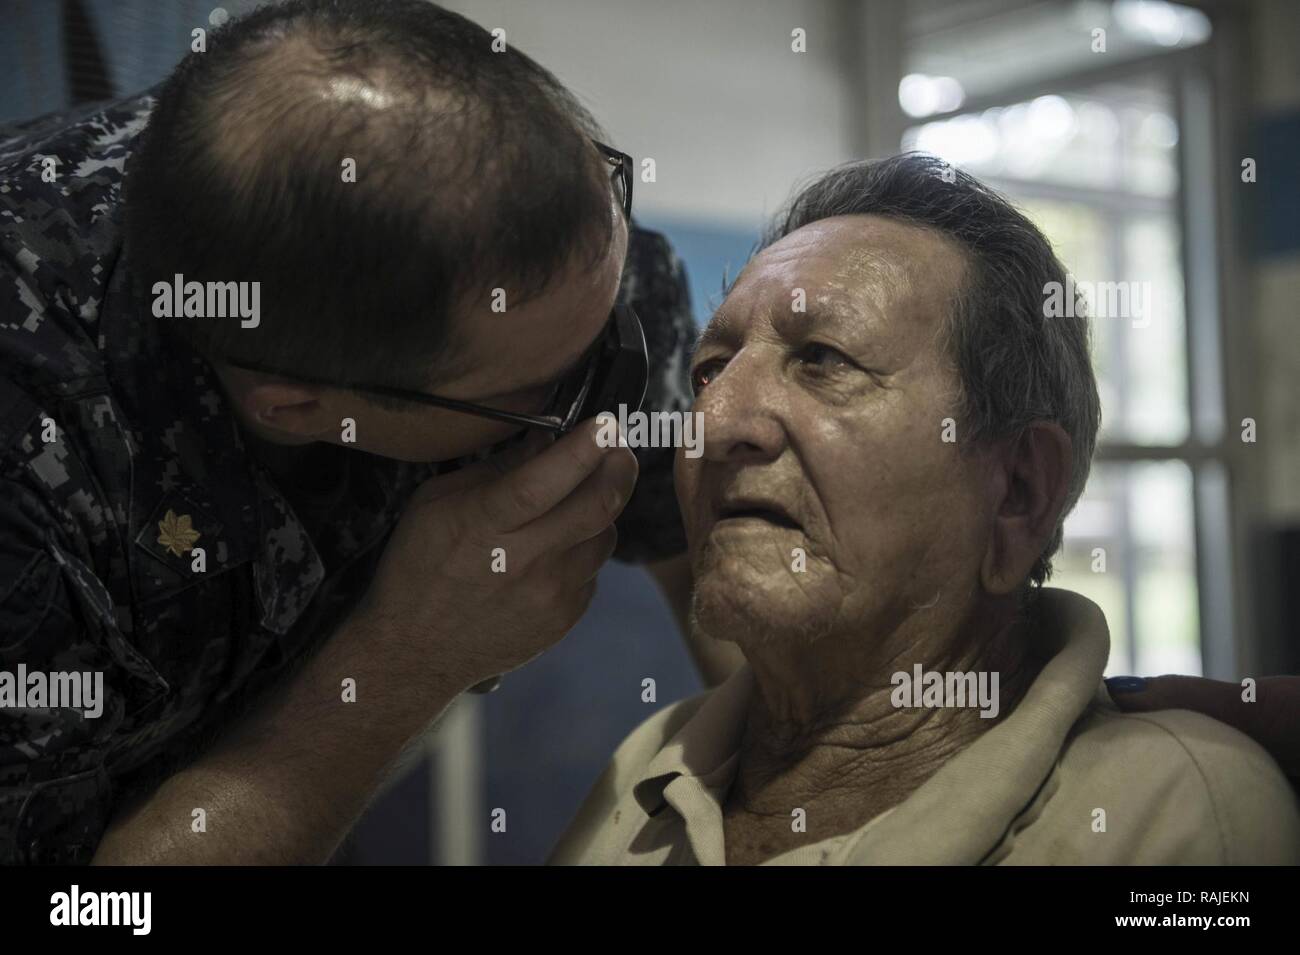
top-left (1108, 674), bottom-right (1299, 785)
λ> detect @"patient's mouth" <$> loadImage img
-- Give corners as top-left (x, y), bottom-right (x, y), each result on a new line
top-left (716, 506), bottom-right (802, 530)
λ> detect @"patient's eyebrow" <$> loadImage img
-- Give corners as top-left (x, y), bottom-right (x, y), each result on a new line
top-left (692, 293), bottom-right (882, 362)
top-left (692, 316), bottom-right (735, 359)
top-left (776, 297), bottom-right (893, 366)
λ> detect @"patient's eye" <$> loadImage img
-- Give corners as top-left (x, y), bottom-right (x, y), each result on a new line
top-left (797, 341), bottom-right (855, 374)
top-left (691, 357), bottom-right (727, 394)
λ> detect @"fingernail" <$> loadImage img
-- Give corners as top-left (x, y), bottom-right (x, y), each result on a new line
top-left (1105, 676), bottom-right (1147, 694)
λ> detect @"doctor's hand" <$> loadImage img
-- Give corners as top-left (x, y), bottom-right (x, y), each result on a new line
top-left (356, 416), bottom-right (638, 693)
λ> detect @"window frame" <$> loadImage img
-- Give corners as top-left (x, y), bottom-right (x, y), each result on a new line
top-left (902, 41), bottom-right (1246, 679)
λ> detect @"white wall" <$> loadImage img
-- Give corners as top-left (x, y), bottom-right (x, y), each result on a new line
top-left (443, 0), bottom-right (871, 231)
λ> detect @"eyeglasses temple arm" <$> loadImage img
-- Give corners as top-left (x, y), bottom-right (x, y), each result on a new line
top-left (361, 386), bottom-right (567, 432)
top-left (222, 358), bottom-right (566, 433)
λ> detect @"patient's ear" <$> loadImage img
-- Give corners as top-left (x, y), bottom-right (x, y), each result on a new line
top-left (980, 422), bottom-right (1073, 595)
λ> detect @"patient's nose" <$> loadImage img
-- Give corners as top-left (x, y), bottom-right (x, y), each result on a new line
top-left (694, 349), bottom-right (785, 464)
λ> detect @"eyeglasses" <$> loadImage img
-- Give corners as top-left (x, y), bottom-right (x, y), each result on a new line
top-left (225, 302), bottom-right (647, 435)
top-left (225, 140), bottom-right (645, 435)
top-left (593, 139), bottom-right (634, 219)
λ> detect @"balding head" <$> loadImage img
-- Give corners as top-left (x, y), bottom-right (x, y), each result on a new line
top-left (126, 0), bottom-right (618, 396)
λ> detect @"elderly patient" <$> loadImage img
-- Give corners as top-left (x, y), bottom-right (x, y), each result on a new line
top-left (550, 154), bottom-right (1300, 865)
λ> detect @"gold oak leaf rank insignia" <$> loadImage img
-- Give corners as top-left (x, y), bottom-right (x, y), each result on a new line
top-left (157, 509), bottom-right (201, 557)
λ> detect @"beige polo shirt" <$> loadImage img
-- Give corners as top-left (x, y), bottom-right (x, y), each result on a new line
top-left (549, 587), bottom-right (1300, 865)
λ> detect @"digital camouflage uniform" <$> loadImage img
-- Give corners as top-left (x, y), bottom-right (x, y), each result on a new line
top-left (0, 90), bottom-right (696, 864)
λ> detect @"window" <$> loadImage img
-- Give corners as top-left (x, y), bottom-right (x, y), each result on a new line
top-left (903, 67), bottom-right (1226, 677)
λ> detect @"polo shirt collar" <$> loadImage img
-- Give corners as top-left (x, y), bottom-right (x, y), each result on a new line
top-left (626, 587), bottom-right (1112, 865)
top-left (833, 587), bottom-right (1110, 864)
top-left (632, 662), bottom-right (754, 818)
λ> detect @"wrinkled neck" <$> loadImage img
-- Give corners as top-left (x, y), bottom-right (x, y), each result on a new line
top-left (731, 591), bottom-right (1041, 817)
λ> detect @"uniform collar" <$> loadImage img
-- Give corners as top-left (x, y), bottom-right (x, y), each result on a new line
top-left (627, 587), bottom-right (1112, 865)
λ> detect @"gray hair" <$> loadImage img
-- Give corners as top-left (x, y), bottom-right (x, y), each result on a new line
top-left (760, 153), bottom-right (1102, 588)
